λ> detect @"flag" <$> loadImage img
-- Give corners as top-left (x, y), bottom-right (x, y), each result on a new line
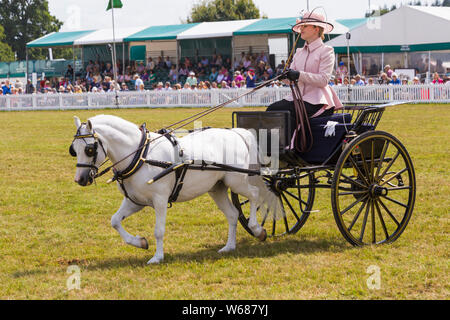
top-left (107, 0), bottom-right (123, 11)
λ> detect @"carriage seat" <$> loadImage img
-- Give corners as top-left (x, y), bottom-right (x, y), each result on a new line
top-left (296, 112), bottom-right (353, 164)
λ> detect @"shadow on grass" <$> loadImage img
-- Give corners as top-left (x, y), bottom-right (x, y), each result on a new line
top-left (85, 236), bottom-right (352, 270)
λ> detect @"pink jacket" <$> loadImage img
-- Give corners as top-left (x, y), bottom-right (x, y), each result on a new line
top-left (286, 38), bottom-right (342, 112)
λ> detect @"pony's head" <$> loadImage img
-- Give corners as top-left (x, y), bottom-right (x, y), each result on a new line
top-left (70, 116), bottom-right (107, 186)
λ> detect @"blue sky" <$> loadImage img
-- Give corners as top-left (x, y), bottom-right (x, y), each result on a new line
top-left (48, 0), bottom-right (438, 31)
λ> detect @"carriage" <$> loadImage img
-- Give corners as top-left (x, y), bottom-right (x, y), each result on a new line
top-left (70, 75), bottom-right (416, 265)
top-left (231, 102), bottom-right (416, 246)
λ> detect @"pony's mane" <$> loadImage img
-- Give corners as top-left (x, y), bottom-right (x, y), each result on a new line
top-left (88, 114), bottom-right (139, 136)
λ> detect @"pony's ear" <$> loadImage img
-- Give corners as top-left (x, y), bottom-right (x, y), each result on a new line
top-left (87, 120), bottom-right (93, 132)
top-left (74, 116), bottom-right (81, 129)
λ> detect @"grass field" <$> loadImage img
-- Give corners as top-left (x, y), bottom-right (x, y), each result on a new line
top-left (0, 104), bottom-right (448, 300)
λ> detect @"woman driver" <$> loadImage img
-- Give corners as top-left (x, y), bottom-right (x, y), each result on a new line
top-left (267, 10), bottom-right (342, 121)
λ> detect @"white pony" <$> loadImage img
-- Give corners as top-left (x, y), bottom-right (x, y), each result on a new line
top-left (70, 115), bottom-right (273, 264)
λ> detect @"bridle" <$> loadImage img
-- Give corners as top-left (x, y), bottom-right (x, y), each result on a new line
top-left (69, 125), bottom-right (107, 179)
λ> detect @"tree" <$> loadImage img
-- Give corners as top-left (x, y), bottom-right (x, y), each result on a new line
top-left (187, 0), bottom-right (261, 23)
top-left (0, 25), bottom-right (14, 62)
top-left (0, 0), bottom-right (63, 60)
top-left (442, 0), bottom-right (450, 6)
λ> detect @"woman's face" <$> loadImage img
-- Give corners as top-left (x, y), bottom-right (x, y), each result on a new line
top-left (300, 24), bottom-right (319, 42)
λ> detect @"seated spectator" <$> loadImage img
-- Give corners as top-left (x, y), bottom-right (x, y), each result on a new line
top-left (257, 51), bottom-right (268, 64)
top-left (389, 73), bottom-right (401, 85)
top-left (182, 83), bottom-right (190, 90)
top-left (179, 64), bottom-right (189, 78)
top-left (223, 70), bottom-right (232, 85)
top-left (137, 83), bottom-right (146, 92)
top-left (173, 83), bottom-right (182, 90)
top-left (155, 82), bottom-right (163, 91)
top-left (384, 65), bottom-right (393, 78)
top-left (169, 65), bottom-right (178, 83)
top-left (133, 74), bottom-right (143, 90)
top-left (329, 75), bottom-right (335, 86)
top-left (209, 67), bottom-right (218, 82)
top-left (103, 63), bottom-right (114, 78)
top-left (216, 67), bottom-right (227, 84)
top-left (156, 56), bottom-right (165, 70)
top-left (234, 71), bottom-right (244, 87)
top-left (146, 57), bottom-right (155, 72)
top-left (137, 61), bottom-right (145, 74)
top-left (200, 56), bottom-right (209, 66)
top-left (211, 82), bottom-right (218, 89)
top-left (354, 74), bottom-right (365, 86)
top-left (260, 70), bottom-right (270, 82)
top-left (413, 76), bottom-right (420, 85)
top-left (432, 72), bottom-right (443, 84)
top-left (148, 70), bottom-right (156, 83)
top-left (121, 83), bottom-right (129, 91)
top-left (185, 71), bottom-right (197, 87)
top-left (243, 55), bottom-right (252, 70)
top-left (165, 56), bottom-right (172, 69)
top-left (163, 82), bottom-right (172, 91)
top-left (2, 80), bottom-right (12, 95)
top-left (215, 54), bottom-right (223, 67)
top-left (276, 60), bottom-right (286, 75)
top-left (196, 62), bottom-right (206, 77)
top-left (224, 58), bottom-right (231, 70)
top-left (379, 72), bottom-right (391, 85)
top-left (367, 78), bottom-right (375, 85)
top-left (65, 65), bottom-right (74, 79)
top-left (220, 81), bottom-right (229, 89)
top-left (141, 70), bottom-right (150, 82)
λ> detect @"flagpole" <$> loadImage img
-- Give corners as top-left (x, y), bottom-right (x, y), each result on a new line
top-left (110, 0), bottom-right (119, 108)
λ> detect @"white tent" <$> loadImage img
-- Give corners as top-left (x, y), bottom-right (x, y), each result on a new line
top-left (73, 27), bottom-right (145, 45)
top-left (327, 5), bottom-right (450, 52)
top-left (177, 19), bottom-right (259, 40)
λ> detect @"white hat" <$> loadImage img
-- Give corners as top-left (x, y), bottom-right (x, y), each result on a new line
top-left (189, 71), bottom-right (195, 76)
top-left (292, 11), bottom-right (334, 34)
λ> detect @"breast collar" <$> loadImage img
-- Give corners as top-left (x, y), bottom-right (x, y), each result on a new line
top-left (112, 123), bottom-right (151, 182)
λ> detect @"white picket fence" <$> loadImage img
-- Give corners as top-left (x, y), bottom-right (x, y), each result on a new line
top-left (0, 84), bottom-right (449, 111)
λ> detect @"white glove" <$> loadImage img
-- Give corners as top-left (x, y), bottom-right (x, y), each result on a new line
top-left (324, 121), bottom-right (339, 137)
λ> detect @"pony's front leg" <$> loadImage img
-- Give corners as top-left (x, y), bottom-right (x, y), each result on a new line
top-left (147, 196), bottom-right (168, 264)
top-left (111, 198), bottom-right (148, 249)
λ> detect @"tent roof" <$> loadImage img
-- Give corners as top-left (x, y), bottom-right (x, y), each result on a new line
top-left (233, 17), bottom-right (349, 36)
top-left (26, 30), bottom-right (95, 47)
top-left (336, 18), bottom-right (368, 30)
top-left (327, 5), bottom-right (450, 53)
top-left (124, 23), bottom-right (199, 41)
top-left (177, 19), bottom-right (259, 40)
top-left (73, 27), bottom-right (145, 45)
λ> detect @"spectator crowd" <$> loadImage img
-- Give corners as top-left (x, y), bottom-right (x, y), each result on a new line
top-left (1, 56), bottom-right (449, 96)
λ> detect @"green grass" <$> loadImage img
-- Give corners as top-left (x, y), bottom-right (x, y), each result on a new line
top-left (0, 104), bottom-right (448, 299)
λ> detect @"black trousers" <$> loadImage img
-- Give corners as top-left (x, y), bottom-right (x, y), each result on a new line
top-left (266, 99), bottom-right (334, 135)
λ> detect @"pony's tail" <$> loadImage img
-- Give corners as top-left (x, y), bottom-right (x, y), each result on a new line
top-left (231, 128), bottom-right (284, 221)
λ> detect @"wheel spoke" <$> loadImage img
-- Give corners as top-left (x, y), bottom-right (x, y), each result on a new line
top-left (340, 194), bottom-right (368, 216)
top-left (284, 190), bottom-right (308, 207)
top-left (340, 173), bottom-right (368, 189)
top-left (374, 199), bottom-right (390, 241)
top-left (359, 199), bottom-right (372, 242)
top-left (371, 200), bottom-right (376, 244)
top-left (375, 140), bottom-right (389, 180)
top-left (240, 199), bottom-right (250, 206)
top-left (377, 198), bottom-right (400, 227)
top-left (377, 151), bottom-right (400, 183)
top-left (387, 186), bottom-right (411, 191)
top-left (281, 192), bottom-right (301, 222)
top-left (348, 155), bottom-right (370, 186)
top-left (338, 190), bottom-right (368, 196)
top-left (348, 198), bottom-right (368, 232)
top-left (359, 147), bottom-right (372, 184)
top-left (370, 140), bottom-right (375, 184)
top-left (380, 168), bottom-right (408, 187)
top-left (380, 195), bottom-right (408, 208)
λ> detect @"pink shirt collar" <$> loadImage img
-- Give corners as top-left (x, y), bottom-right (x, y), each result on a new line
top-left (303, 37), bottom-right (323, 52)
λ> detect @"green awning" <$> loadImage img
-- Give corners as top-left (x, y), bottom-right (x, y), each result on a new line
top-left (336, 18), bottom-right (368, 30)
top-left (26, 30), bottom-right (95, 48)
top-left (124, 24), bottom-right (199, 41)
top-left (233, 17), bottom-right (297, 35)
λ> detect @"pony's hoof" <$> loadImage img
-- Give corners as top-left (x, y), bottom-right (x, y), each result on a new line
top-left (257, 229), bottom-right (267, 242)
top-left (147, 256), bottom-right (163, 264)
top-left (140, 237), bottom-right (149, 250)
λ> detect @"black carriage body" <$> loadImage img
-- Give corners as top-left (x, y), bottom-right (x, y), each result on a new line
top-left (230, 104), bottom-right (415, 245)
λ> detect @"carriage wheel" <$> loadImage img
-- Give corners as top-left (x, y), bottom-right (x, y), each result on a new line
top-left (331, 131), bottom-right (416, 246)
top-left (231, 172), bottom-right (315, 238)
